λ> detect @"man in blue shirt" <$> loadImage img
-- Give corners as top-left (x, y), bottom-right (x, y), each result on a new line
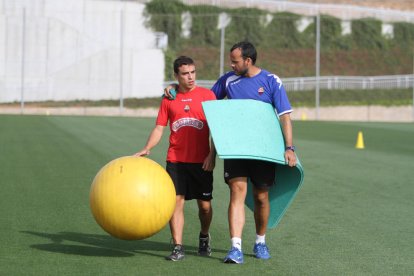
top-left (212, 41), bottom-right (296, 264)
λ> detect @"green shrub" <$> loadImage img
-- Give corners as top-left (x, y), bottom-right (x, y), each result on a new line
top-left (264, 12), bottom-right (304, 49)
top-left (393, 22), bottom-right (414, 49)
top-left (187, 5), bottom-right (222, 47)
top-left (144, 0), bottom-right (185, 48)
top-left (224, 8), bottom-right (266, 47)
top-left (351, 18), bottom-right (388, 49)
top-left (143, 1), bottom-right (414, 79)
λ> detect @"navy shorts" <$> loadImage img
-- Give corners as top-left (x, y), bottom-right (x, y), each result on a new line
top-left (166, 162), bottom-right (213, 201)
top-left (224, 159), bottom-right (276, 189)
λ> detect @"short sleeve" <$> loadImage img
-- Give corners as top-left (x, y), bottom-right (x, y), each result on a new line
top-left (270, 74), bottom-right (293, 116)
top-left (211, 73), bottom-right (230, 100)
top-left (155, 99), bottom-right (169, 126)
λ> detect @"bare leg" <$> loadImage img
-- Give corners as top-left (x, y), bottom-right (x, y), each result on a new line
top-left (169, 195), bottom-right (185, 245)
top-left (197, 199), bottom-right (212, 235)
top-left (228, 177), bottom-right (248, 239)
top-left (253, 187), bottom-right (269, 236)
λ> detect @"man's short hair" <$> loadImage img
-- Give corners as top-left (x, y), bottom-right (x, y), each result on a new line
top-left (174, 56), bottom-right (195, 74)
top-left (230, 41), bottom-right (257, 65)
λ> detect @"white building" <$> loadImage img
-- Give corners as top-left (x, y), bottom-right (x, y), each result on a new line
top-left (0, 0), bottom-right (164, 103)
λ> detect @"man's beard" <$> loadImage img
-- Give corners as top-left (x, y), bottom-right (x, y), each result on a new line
top-left (235, 68), bottom-right (248, 76)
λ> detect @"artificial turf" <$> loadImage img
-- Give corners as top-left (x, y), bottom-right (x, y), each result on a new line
top-left (0, 115), bottom-right (413, 275)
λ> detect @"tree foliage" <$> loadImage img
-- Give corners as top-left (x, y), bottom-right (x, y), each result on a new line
top-left (144, 0), bottom-right (414, 78)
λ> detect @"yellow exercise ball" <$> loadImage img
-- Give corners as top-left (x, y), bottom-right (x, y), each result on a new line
top-left (90, 156), bottom-right (176, 240)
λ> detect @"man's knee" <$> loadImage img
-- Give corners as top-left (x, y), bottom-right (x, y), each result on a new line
top-left (198, 200), bottom-right (212, 214)
top-left (253, 189), bottom-right (269, 205)
top-left (228, 178), bottom-right (247, 192)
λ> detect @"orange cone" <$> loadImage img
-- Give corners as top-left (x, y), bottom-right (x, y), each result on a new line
top-left (355, 131), bottom-right (365, 149)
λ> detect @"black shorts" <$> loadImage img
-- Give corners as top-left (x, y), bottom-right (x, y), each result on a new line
top-left (224, 159), bottom-right (276, 189)
top-left (166, 162), bottom-right (213, 201)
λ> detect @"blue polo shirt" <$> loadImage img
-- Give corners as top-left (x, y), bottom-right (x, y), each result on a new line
top-left (211, 69), bottom-right (292, 116)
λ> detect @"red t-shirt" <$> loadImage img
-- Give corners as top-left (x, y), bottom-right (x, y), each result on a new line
top-left (156, 86), bottom-right (216, 163)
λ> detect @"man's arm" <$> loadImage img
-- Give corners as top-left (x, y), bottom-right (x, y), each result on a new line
top-left (279, 113), bottom-right (297, 167)
top-left (134, 125), bottom-right (165, 156)
top-left (163, 84), bottom-right (178, 99)
top-left (202, 138), bottom-right (216, 171)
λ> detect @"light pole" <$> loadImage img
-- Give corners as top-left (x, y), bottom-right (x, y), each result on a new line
top-left (315, 13), bottom-right (320, 120)
top-left (218, 13), bottom-right (231, 77)
top-left (20, 7), bottom-right (26, 114)
top-left (119, 9), bottom-right (125, 115)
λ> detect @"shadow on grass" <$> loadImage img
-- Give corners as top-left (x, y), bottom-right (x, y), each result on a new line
top-left (21, 231), bottom-right (229, 261)
top-left (21, 231), bottom-right (172, 258)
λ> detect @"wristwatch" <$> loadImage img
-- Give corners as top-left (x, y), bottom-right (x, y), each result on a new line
top-left (285, 146), bottom-right (296, 152)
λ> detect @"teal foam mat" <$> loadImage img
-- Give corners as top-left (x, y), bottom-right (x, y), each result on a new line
top-left (202, 99), bottom-right (304, 228)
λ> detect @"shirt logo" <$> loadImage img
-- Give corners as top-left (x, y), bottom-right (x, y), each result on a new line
top-left (258, 87), bottom-right (264, 94)
top-left (230, 79), bottom-right (242, 85)
top-left (172, 117), bottom-right (203, 132)
top-left (269, 74), bottom-right (283, 89)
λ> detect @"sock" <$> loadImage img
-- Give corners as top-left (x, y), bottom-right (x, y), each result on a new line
top-left (231, 237), bottom-right (242, 250)
top-left (199, 232), bottom-right (209, 239)
top-left (255, 234), bottom-right (265, 244)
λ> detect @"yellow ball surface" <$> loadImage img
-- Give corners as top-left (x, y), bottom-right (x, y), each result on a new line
top-left (90, 156), bottom-right (176, 240)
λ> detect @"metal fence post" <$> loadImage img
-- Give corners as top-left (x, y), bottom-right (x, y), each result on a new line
top-left (218, 13), bottom-right (230, 77)
top-left (20, 7), bottom-right (26, 114)
top-left (119, 9), bottom-right (124, 115)
top-left (315, 13), bottom-right (320, 120)
top-left (219, 26), bottom-right (225, 77)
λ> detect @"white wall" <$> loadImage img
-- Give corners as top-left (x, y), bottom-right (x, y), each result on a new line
top-left (0, 0), bottom-right (165, 103)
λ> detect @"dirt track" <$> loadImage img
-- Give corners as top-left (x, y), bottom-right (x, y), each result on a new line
top-left (1, 105), bottom-right (412, 122)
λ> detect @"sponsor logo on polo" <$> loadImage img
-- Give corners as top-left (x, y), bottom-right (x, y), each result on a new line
top-left (172, 117), bottom-right (203, 132)
top-left (258, 87), bottom-right (264, 94)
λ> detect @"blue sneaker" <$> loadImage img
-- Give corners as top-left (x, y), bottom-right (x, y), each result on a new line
top-left (223, 247), bottom-right (244, 264)
top-left (253, 243), bottom-right (271, 259)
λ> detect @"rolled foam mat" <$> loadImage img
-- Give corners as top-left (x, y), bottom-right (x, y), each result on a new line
top-left (202, 99), bottom-right (304, 228)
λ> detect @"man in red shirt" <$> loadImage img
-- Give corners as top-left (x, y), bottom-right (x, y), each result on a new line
top-left (135, 56), bottom-right (216, 261)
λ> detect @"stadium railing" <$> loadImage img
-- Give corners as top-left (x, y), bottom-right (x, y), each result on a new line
top-left (180, 74), bottom-right (414, 91)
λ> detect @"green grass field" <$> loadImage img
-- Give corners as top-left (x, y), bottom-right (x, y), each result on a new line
top-left (1, 115), bottom-right (413, 275)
